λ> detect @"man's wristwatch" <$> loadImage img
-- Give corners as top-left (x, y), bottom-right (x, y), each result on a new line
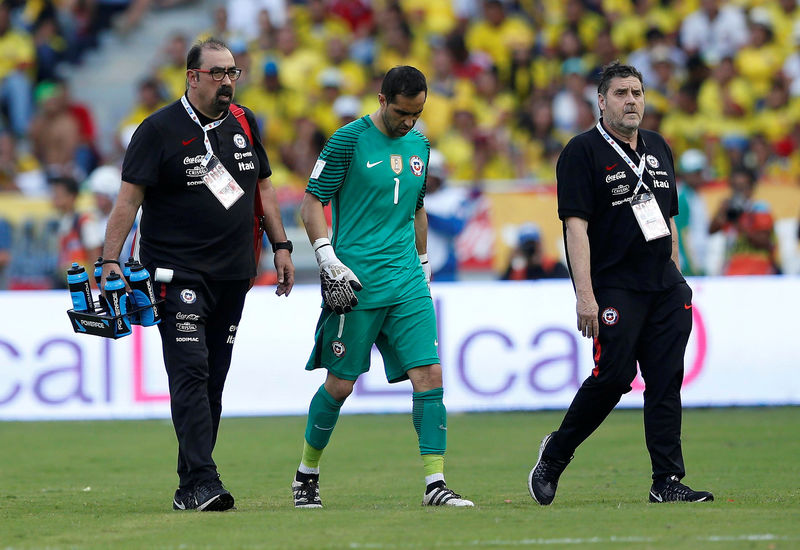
top-left (272, 240), bottom-right (293, 253)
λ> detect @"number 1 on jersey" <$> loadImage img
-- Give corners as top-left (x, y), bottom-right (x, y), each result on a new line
top-left (393, 177), bottom-right (400, 204)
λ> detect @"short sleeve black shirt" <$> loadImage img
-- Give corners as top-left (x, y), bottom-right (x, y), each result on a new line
top-left (122, 97), bottom-right (270, 280)
top-left (556, 120), bottom-right (684, 291)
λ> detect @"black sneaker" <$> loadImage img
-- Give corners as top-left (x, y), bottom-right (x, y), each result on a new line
top-left (172, 487), bottom-right (196, 510)
top-left (194, 476), bottom-right (235, 511)
top-left (649, 475), bottom-right (714, 503)
top-left (292, 472), bottom-right (322, 508)
top-left (527, 432), bottom-right (572, 505)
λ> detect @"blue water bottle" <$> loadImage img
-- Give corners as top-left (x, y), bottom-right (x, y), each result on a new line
top-left (123, 256), bottom-right (136, 284)
top-left (93, 257), bottom-right (104, 289)
top-left (92, 257), bottom-right (108, 313)
top-left (67, 263), bottom-right (94, 313)
top-left (103, 271), bottom-right (131, 337)
top-left (128, 263), bottom-right (160, 326)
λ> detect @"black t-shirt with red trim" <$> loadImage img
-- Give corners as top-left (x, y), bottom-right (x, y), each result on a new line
top-left (122, 97), bottom-right (270, 280)
top-left (556, 120), bottom-right (684, 291)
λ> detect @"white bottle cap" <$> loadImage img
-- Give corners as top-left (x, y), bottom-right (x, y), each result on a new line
top-left (154, 268), bottom-right (173, 283)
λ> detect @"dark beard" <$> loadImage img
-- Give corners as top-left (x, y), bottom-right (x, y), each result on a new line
top-left (212, 85), bottom-right (233, 113)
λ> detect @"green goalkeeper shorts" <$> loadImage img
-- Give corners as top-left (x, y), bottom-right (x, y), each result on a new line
top-left (305, 296), bottom-right (440, 383)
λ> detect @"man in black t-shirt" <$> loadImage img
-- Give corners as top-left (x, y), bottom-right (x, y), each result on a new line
top-left (101, 38), bottom-right (295, 512)
top-left (528, 62), bottom-right (713, 506)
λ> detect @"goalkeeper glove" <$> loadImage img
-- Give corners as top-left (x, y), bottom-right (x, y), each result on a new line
top-left (313, 238), bottom-right (363, 314)
top-left (419, 253), bottom-right (431, 285)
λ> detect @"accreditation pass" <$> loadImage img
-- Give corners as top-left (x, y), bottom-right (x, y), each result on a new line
top-left (630, 192), bottom-right (670, 241)
top-left (203, 155), bottom-right (244, 209)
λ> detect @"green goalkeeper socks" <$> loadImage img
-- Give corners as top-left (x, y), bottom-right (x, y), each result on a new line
top-left (304, 384), bottom-right (344, 452)
top-left (412, 387), bottom-right (447, 455)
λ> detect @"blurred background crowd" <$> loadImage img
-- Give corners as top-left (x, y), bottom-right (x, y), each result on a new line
top-left (0, 0), bottom-right (799, 290)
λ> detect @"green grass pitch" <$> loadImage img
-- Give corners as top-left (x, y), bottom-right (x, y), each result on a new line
top-left (1, 407), bottom-right (799, 549)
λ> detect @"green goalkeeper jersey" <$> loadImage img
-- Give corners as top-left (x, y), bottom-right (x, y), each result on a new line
top-left (307, 115), bottom-right (431, 308)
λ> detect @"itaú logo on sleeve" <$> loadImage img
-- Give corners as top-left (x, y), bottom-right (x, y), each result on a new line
top-left (606, 170), bottom-right (627, 183)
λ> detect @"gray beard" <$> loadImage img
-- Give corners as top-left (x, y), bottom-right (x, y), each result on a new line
top-left (608, 116), bottom-right (639, 138)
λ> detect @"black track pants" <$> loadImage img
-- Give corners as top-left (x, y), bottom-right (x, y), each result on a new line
top-left (156, 274), bottom-right (249, 488)
top-left (546, 282), bottom-right (693, 479)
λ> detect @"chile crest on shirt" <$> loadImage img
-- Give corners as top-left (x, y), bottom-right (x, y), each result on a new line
top-left (409, 155), bottom-right (424, 176)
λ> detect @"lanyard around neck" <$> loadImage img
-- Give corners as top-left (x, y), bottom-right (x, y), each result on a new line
top-left (595, 121), bottom-right (650, 195)
top-left (181, 95), bottom-right (226, 167)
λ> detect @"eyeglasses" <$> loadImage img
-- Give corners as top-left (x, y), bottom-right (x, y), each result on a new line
top-left (193, 67), bottom-right (242, 81)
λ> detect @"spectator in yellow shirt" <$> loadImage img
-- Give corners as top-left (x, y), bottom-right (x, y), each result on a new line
top-left (763, 0), bottom-right (800, 58)
top-left (513, 97), bottom-right (565, 182)
top-left (0, 130), bottom-right (47, 195)
top-left (541, 27), bottom-right (584, 98)
top-left (754, 77), bottom-right (795, 145)
top-left (237, 59), bottom-right (308, 157)
top-left (698, 56), bottom-right (755, 122)
top-left (438, 100), bottom-right (479, 181)
top-left (0, 2), bottom-right (34, 137)
top-left (117, 78), bottom-right (168, 152)
top-left (309, 67), bottom-right (346, 138)
top-left (294, 0), bottom-right (351, 56)
top-left (156, 33), bottom-right (190, 100)
top-left (373, 20), bottom-right (430, 76)
top-left (610, 0), bottom-right (680, 53)
top-left (472, 129), bottom-right (517, 181)
top-left (466, 0), bottom-right (535, 82)
top-left (585, 28), bottom-right (621, 84)
top-left (697, 59), bottom-right (754, 149)
top-left (542, 0), bottom-right (604, 54)
top-left (402, 0), bottom-right (457, 36)
top-left (272, 26), bottom-right (326, 94)
top-left (734, 9), bottom-right (784, 101)
top-left (660, 83), bottom-right (709, 153)
top-left (471, 66), bottom-right (516, 133)
top-left (195, 5), bottom-right (237, 47)
top-left (279, 114), bottom-right (326, 190)
top-left (320, 34), bottom-right (368, 97)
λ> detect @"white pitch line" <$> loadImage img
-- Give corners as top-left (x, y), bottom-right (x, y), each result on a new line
top-left (348, 534), bottom-right (798, 548)
top-left (704, 534), bottom-right (793, 542)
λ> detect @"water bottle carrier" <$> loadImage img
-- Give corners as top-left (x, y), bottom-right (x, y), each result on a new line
top-left (67, 297), bottom-right (164, 339)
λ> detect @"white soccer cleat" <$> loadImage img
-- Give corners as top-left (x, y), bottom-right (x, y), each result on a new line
top-left (422, 485), bottom-right (474, 507)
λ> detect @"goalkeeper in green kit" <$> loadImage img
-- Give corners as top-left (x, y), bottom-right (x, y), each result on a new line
top-left (291, 66), bottom-right (474, 508)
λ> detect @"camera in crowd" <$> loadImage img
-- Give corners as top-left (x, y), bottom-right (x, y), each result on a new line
top-left (726, 194), bottom-right (749, 222)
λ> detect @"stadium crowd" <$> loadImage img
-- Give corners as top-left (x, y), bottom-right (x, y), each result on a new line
top-left (0, 0), bottom-right (799, 289)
